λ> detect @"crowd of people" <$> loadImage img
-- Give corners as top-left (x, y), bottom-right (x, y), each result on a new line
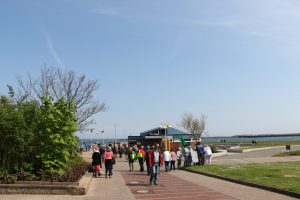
top-left (90, 142), bottom-right (213, 185)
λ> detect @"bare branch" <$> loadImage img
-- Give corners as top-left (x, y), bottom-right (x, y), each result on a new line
top-left (16, 66), bottom-right (107, 131)
top-left (180, 112), bottom-right (206, 140)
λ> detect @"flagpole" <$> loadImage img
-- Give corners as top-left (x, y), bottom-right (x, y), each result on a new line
top-left (114, 124), bottom-right (116, 146)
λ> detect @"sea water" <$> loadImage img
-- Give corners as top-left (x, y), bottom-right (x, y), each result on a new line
top-left (201, 136), bottom-right (300, 143)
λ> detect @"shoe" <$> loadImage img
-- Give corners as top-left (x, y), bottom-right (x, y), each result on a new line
top-left (154, 182), bottom-right (158, 186)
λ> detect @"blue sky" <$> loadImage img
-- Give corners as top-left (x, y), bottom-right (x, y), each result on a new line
top-left (1, 0), bottom-right (300, 139)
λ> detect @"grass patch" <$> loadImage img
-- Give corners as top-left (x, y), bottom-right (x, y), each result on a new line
top-left (272, 150), bottom-right (300, 157)
top-left (186, 161), bottom-right (300, 193)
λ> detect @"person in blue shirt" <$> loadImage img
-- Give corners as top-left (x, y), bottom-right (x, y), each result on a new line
top-left (195, 142), bottom-right (205, 165)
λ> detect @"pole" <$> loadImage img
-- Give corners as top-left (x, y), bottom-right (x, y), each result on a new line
top-left (114, 124), bottom-right (116, 146)
top-left (90, 129), bottom-right (93, 145)
top-left (124, 128), bottom-right (125, 145)
top-left (165, 127), bottom-right (167, 150)
top-left (102, 132), bottom-right (104, 145)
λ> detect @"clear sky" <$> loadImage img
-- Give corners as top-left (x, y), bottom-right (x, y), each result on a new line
top-left (1, 0), bottom-right (300, 139)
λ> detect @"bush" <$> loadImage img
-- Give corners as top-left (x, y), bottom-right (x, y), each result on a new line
top-left (87, 163), bottom-right (94, 172)
top-left (210, 145), bottom-right (217, 153)
top-left (0, 170), bottom-right (17, 184)
top-left (17, 171), bottom-right (36, 181)
top-left (56, 157), bottom-right (88, 182)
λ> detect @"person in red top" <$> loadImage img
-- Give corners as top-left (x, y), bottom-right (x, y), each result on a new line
top-left (148, 143), bottom-right (163, 186)
top-left (137, 145), bottom-right (145, 172)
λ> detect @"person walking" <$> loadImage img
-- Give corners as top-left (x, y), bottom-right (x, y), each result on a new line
top-left (137, 145), bottom-right (145, 172)
top-left (149, 143), bottom-right (163, 186)
top-left (92, 147), bottom-right (102, 178)
top-left (163, 148), bottom-right (170, 172)
top-left (204, 144), bottom-right (213, 165)
top-left (145, 146), bottom-right (151, 175)
top-left (103, 147), bottom-right (114, 178)
top-left (176, 147), bottom-right (182, 168)
top-left (170, 149), bottom-right (176, 171)
top-left (128, 147), bottom-right (135, 172)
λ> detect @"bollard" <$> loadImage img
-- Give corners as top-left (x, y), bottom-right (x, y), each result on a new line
top-left (286, 144), bottom-right (291, 150)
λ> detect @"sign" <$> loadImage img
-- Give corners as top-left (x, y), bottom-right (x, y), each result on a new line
top-left (145, 136), bottom-right (162, 139)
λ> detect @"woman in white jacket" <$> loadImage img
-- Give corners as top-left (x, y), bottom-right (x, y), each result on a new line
top-left (176, 147), bottom-right (182, 168)
top-left (204, 145), bottom-right (212, 165)
top-left (163, 149), bottom-right (170, 172)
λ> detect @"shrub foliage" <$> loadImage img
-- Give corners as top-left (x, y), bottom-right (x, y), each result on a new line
top-left (0, 88), bottom-right (86, 183)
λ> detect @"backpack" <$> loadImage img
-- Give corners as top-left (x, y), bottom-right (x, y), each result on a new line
top-left (130, 152), bottom-right (136, 160)
top-left (137, 150), bottom-right (143, 159)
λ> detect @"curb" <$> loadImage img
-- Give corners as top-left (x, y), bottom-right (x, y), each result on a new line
top-left (182, 168), bottom-right (300, 199)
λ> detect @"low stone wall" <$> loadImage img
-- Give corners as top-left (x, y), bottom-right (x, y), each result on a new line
top-left (0, 172), bottom-right (92, 195)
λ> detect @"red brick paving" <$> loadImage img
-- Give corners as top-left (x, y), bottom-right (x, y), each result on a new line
top-left (121, 170), bottom-right (237, 200)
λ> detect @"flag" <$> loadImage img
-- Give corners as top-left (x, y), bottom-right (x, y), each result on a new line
top-left (180, 137), bottom-right (186, 153)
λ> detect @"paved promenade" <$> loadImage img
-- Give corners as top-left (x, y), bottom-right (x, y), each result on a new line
top-left (0, 147), bottom-right (299, 200)
top-left (213, 145), bottom-right (300, 165)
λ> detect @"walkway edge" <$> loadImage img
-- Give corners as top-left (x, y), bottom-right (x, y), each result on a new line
top-left (182, 168), bottom-right (300, 199)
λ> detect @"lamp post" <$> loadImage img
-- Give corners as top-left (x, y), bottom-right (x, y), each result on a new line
top-left (160, 121), bottom-right (171, 150)
top-left (101, 131), bottom-right (105, 145)
top-left (96, 130), bottom-right (105, 145)
top-left (114, 124), bottom-right (117, 146)
top-left (90, 128), bottom-right (95, 145)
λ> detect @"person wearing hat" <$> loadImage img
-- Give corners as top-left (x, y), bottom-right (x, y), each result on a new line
top-left (103, 146), bottom-right (114, 178)
top-left (92, 146), bottom-right (102, 177)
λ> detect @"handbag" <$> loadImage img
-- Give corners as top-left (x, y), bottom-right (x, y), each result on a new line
top-left (94, 165), bottom-right (101, 171)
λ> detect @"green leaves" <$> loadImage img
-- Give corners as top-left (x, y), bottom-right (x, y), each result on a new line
top-left (35, 96), bottom-right (77, 175)
top-left (0, 94), bottom-right (79, 179)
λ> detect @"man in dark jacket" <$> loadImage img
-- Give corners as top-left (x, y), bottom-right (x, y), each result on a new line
top-left (145, 146), bottom-right (151, 175)
top-left (148, 144), bottom-right (163, 186)
top-left (195, 142), bottom-right (204, 165)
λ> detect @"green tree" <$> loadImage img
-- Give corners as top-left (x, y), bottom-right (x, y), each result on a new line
top-left (0, 96), bottom-right (25, 172)
top-left (0, 94), bottom-right (39, 174)
top-left (35, 96), bottom-right (77, 175)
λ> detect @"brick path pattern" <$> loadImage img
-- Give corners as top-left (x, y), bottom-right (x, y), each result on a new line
top-left (121, 170), bottom-right (237, 200)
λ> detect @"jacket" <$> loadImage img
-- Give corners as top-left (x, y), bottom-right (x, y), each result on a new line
top-left (92, 151), bottom-right (102, 166)
top-left (195, 144), bottom-right (204, 154)
top-left (149, 149), bottom-right (163, 167)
